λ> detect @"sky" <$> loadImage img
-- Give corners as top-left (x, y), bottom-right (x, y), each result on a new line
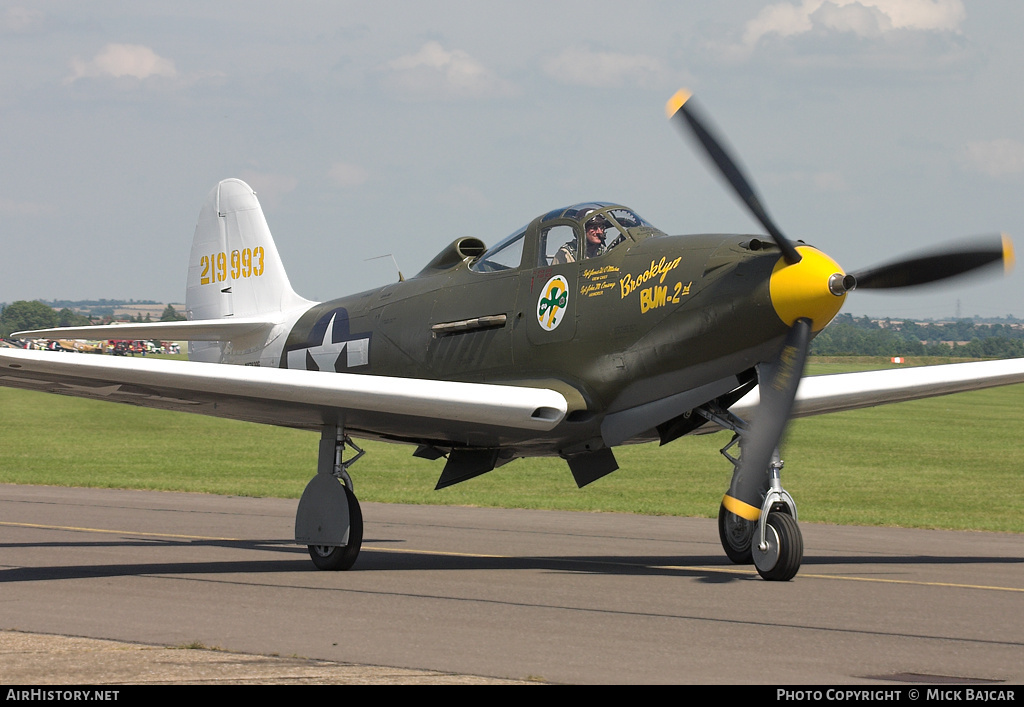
top-left (2, 0), bottom-right (1022, 320)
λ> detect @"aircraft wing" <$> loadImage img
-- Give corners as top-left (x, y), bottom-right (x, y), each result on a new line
top-left (730, 358), bottom-right (1024, 420)
top-left (0, 349), bottom-right (567, 443)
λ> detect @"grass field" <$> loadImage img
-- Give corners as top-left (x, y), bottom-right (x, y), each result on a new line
top-left (1, 356), bottom-right (1022, 532)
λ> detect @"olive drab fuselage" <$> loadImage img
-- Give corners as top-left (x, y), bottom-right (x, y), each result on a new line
top-left (274, 203), bottom-right (798, 456)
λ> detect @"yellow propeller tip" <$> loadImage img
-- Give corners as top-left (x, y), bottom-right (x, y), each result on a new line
top-left (665, 89), bottom-right (693, 119)
top-left (1002, 233), bottom-right (1015, 273)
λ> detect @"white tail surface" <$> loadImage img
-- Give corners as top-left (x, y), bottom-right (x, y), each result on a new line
top-left (186, 178), bottom-right (314, 361)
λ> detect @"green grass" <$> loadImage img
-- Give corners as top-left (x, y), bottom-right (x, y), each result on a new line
top-left (1, 357), bottom-right (1022, 532)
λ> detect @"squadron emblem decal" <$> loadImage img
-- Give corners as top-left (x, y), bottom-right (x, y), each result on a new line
top-left (537, 275), bottom-right (569, 331)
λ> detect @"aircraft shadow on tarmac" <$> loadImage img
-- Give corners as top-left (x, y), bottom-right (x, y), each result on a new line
top-left (1, 536), bottom-right (1020, 585)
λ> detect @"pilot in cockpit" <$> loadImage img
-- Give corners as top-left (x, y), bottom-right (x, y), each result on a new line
top-left (553, 213), bottom-right (610, 264)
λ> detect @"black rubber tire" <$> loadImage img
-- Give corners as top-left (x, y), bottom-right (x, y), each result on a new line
top-left (756, 511), bottom-right (803, 581)
top-left (718, 503), bottom-right (755, 564)
top-left (307, 486), bottom-right (363, 571)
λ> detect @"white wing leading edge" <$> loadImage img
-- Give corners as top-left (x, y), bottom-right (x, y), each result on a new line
top-left (0, 349), bottom-right (567, 443)
top-left (731, 358), bottom-right (1024, 420)
top-left (3, 348), bottom-right (1023, 444)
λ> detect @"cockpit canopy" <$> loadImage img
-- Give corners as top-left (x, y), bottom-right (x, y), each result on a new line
top-left (470, 203), bottom-right (662, 273)
top-left (538, 203), bottom-right (654, 228)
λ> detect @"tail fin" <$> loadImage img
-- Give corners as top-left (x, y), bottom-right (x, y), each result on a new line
top-left (13, 179), bottom-right (314, 363)
top-left (187, 178), bottom-right (314, 361)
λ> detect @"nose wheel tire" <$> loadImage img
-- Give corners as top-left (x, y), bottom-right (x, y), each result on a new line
top-left (718, 503), bottom-right (755, 564)
top-left (752, 511), bottom-right (803, 581)
top-left (307, 486), bottom-right (363, 571)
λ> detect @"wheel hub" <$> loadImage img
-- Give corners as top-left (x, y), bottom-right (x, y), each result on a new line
top-left (752, 521), bottom-right (780, 573)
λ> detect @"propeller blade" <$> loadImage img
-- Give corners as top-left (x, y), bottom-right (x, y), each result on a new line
top-left (724, 318), bottom-right (812, 518)
top-left (848, 233), bottom-right (1014, 290)
top-left (666, 89), bottom-right (802, 265)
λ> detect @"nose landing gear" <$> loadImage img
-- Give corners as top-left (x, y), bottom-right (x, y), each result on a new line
top-left (700, 406), bottom-right (803, 581)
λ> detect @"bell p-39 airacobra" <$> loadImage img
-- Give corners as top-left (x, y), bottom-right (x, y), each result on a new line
top-left (3, 90), bottom-right (1021, 580)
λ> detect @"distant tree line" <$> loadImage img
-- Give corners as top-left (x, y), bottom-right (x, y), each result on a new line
top-left (11, 298), bottom-right (166, 319)
top-left (0, 301), bottom-right (89, 337)
top-left (44, 298), bottom-right (160, 307)
top-left (1, 300), bottom-right (185, 338)
top-left (810, 314), bottom-right (1024, 358)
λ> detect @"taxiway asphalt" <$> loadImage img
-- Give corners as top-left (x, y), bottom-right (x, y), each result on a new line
top-left (1, 484), bottom-right (1021, 685)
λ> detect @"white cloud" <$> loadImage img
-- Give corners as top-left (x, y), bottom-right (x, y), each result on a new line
top-left (960, 139), bottom-right (1024, 178)
top-left (744, 1), bottom-right (816, 44)
top-left (1, 6), bottom-right (44, 33)
top-left (743, 0), bottom-right (965, 46)
top-left (814, 2), bottom-right (892, 37)
top-left (867, 0), bottom-right (964, 31)
top-left (66, 44), bottom-right (177, 83)
top-left (383, 41), bottom-right (513, 98)
top-left (328, 162), bottom-right (370, 189)
top-left (542, 48), bottom-right (666, 89)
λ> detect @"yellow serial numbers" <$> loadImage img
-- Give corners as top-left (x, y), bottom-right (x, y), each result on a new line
top-left (199, 247), bottom-right (265, 285)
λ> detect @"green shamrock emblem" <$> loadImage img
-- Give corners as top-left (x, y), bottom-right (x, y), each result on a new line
top-left (538, 286), bottom-right (567, 317)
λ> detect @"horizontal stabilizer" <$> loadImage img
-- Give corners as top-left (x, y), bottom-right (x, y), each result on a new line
top-left (13, 316), bottom-right (276, 342)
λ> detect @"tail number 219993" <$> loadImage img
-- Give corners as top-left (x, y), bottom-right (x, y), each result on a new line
top-left (199, 247), bottom-right (265, 285)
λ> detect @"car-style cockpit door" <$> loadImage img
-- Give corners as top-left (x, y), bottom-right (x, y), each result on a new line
top-left (524, 222), bottom-right (580, 346)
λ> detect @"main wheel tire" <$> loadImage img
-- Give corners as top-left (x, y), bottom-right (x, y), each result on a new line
top-left (753, 511), bottom-right (803, 581)
top-left (718, 503), bottom-right (755, 564)
top-left (307, 485), bottom-right (363, 571)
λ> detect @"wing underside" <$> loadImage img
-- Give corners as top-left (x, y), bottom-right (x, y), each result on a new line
top-left (0, 349), bottom-right (567, 447)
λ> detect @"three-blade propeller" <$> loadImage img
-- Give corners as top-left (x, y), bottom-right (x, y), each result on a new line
top-left (666, 89), bottom-right (1014, 512)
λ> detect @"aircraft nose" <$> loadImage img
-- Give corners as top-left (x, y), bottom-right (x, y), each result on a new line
top-left (769, 246), bottom-right (848, 332)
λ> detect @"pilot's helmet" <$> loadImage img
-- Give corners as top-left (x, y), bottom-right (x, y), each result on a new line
top-left (585, 214), bottom-right (610, 231)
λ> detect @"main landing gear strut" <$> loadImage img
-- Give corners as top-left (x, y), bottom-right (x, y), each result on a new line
top-left (697, 406), bottom-right (804, 581)
top-left (295, 424), bottom-right (365, 570)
